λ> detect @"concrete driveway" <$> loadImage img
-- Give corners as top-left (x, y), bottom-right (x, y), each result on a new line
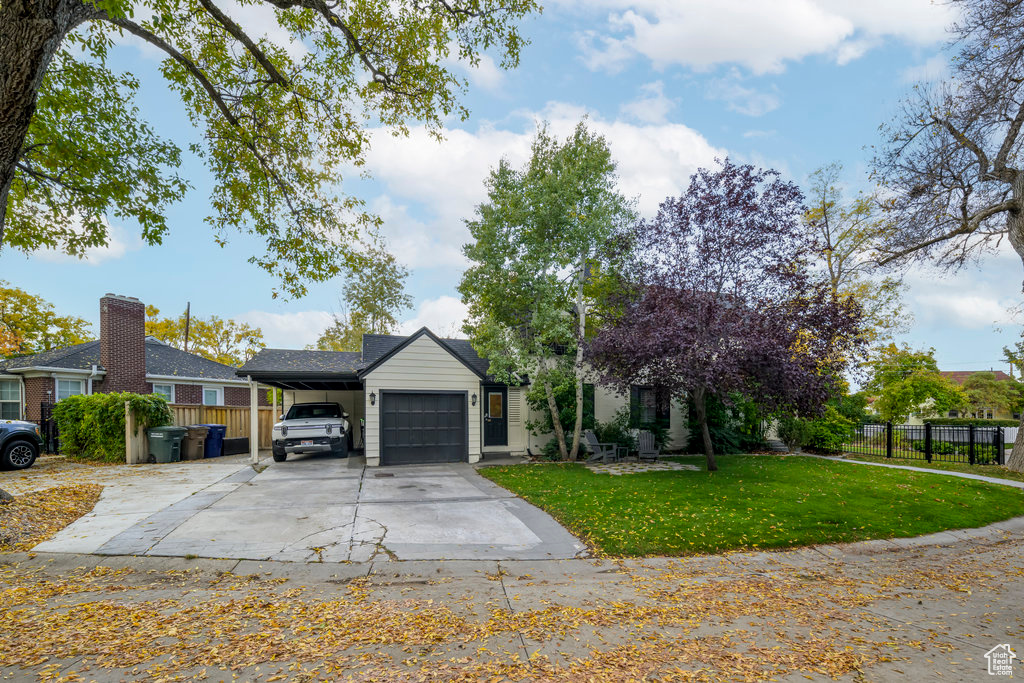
top-left (35, 453), bottom-right (586, 562)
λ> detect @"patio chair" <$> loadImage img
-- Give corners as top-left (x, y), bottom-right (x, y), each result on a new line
top-left (637, 430), bottom-right (662, 463)
top-left (583, 430), bottom-right (627, 463)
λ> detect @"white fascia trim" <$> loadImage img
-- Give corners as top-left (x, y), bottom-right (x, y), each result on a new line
top-left (146, 374), bottom-right (249, 386)
top-left (6, 366), bottom-right (106, 375)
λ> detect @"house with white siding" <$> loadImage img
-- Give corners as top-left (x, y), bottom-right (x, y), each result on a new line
top-left (239, 327), bottom-right (688, 467)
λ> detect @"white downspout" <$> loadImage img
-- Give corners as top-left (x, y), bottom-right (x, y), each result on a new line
top-left (87, 364), bottom-right (99, 395)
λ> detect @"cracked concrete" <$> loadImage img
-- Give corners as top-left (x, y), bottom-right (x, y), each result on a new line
top-left (36, 451), bottom-right (586, 562)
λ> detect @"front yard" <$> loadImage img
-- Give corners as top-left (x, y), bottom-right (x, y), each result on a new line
top-left (480, 455), bottom-right (1024, 556)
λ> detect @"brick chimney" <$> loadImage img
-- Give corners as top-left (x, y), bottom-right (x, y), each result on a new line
top-left (99, 294), bottom-right (148, 393)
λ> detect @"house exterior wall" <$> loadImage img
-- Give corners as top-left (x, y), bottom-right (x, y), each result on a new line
top-left (481, 385), bottom-right (528, 455)
top-left (524, 378), bottom-right (689, 455)
top-left (22, 376), bottom-right (53, 422)
top-left (282, 389), bottom-right (365, 448)
top-left (363, 335), bottom-right (483, 466)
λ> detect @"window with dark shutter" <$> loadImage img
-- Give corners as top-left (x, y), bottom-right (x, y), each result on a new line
top-left (583, 383), bottom-right (596, 430)
top-left (629, 385), bottom-right (668, 428)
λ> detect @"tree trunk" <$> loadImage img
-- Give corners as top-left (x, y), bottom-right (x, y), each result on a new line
top-left (1007, 175), bottom-right (1024, 472)
top-left (568, 252), bottom-right (587, 462)
top-left (692, 386), bottom-right (718, 472)
top-left (1006, 416), bottom-right (1024, 472)
top-left (0, 0), bottom-right (94, 245)
top-left (543, 378), bottom-right (569, 460)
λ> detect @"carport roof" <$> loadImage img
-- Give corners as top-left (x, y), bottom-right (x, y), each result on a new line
top-left (237, 348), bottom-right (365, 390)
top-left (240, 348), bottom-right (364, 374)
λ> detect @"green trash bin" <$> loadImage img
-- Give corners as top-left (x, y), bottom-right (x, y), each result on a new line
top-left (147, 426), bottom-right (188, 463)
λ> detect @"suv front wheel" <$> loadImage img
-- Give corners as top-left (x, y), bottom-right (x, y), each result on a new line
top-left (2, 440), bottom-right (38, 470)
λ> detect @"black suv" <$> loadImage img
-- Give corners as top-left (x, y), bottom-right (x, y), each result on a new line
top-left (0, 420), bottom-right (43, 470)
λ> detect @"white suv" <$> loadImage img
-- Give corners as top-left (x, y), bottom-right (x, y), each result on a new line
top-left (271, 402), bottom-right (351, 462)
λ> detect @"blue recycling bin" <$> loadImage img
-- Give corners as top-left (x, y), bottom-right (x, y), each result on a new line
top-left (199, 424), bottom-right (227, 458)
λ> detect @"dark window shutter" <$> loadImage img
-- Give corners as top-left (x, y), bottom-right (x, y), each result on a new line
top-left (583, 383), bottom-right (596, 430)
top-left (629, 386), bottom-right (640, 428)
top-left (656, 387), bottom-right (671, 429)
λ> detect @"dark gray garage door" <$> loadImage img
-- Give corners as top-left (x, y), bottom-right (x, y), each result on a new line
top-left (380, 392), bottom-right (467, 465)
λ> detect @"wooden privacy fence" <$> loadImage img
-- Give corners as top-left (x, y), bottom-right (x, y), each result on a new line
top-left (169, 404), bottom-right (273, 449)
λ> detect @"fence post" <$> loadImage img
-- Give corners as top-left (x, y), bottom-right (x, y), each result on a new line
top-left (968, 424), bottom-right (976, 465)
top-left (924, 422), bottom-right (932, 463)
top-left (886, 421), bottom-right (893, 459)
top-left (996, 427), bottom-right (1004, 466)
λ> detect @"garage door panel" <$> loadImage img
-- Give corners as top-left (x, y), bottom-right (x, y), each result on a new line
top-left (380, 392), bottom-right (467, 465)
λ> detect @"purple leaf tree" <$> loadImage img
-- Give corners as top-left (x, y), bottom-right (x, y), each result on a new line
top-left (589, 159), bottom-right (867, 471)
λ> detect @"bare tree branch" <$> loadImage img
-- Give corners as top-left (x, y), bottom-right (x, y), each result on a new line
top-left (877, 198), bottom-right (1019, 265)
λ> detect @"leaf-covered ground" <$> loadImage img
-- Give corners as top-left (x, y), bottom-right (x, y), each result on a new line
top-left (0, 485), bottom-right (101, 551)
top-left (2, 532), bottom-right (1023, 682)
top-left (479, 455), bottom-right (1024, 556)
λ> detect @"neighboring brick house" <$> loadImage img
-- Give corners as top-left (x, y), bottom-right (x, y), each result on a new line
top-left (0, 294), bottom-right (266, 422)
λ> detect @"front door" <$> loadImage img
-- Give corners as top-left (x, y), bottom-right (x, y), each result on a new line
top-left (483, 386), bottom-right (508, 447)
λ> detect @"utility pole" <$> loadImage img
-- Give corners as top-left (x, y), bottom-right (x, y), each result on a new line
top-left (183, 302), bottom-right (191, 353)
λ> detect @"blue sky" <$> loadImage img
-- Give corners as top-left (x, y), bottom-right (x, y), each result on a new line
top-left (1, 0), bottom-right (1021, 373)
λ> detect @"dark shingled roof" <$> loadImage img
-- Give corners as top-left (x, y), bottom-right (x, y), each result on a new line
top-left (237, 331), bottom-right (493, 380)
top-left (0, 340), bottom-right (101, 375)
top-left (0, 338), bottom-right (240, 380)
top-left (361, 333), bottom-right (490, 377)
top-left (144, 340), bottom-right (243, 380)
top-left (238, 348), bottom-right (364, 375)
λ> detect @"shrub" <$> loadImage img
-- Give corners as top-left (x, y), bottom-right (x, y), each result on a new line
top-left (776, 414), bottom-right (808, 452)
top-left (922, 417), bottom-right (1019, 427)
top-left (686, 395), bottom-right (743, 455)
top-left (594, 408), bottom-right (638, 452)
top-left (804, 406), bottom-right (856, 453)
top-left (53, 392), bottom-right (173, 462)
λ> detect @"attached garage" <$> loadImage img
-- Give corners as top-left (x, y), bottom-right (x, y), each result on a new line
top-left (362, 329), bottom-right (485, 467)
top-left (380, 391), bottom-right (468, 465)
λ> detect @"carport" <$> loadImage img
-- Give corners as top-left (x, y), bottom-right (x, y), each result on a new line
top-left (239, 349), bottom-right (367, 454)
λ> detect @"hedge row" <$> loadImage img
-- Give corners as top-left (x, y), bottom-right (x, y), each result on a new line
top-left (922, 418), bottom-right (1019, 427)
top-left (52, 392), bottom-right (173, 462)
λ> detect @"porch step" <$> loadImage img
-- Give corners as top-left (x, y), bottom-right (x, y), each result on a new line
top-left (766, 439), bottom-right (790, 453)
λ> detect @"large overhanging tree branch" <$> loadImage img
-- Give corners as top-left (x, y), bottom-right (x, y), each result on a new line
top-left (0, 0), bottom-right (538, 298)
top-left (871, 0), bottom-right (1024, 471)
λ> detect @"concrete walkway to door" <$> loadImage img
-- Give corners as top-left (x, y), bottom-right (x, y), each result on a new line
top-left (36, 453), bottom-right (586, 563)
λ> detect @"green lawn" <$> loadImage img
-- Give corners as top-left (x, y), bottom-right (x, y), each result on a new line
top-left (839, 453), bottom-right (1024, 484)
top-left (479, 455), bottom-right (1024, 557)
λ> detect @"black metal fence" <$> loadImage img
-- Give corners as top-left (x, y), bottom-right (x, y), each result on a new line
top-left (39, 402), bottom-right (60, 454)
top-left (845, 422), bottom-right (1006, 465)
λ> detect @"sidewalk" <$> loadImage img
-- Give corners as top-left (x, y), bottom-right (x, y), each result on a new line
top-left (3, 521), bottom-right (1023, 681)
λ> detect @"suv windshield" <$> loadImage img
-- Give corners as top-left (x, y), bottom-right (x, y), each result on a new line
top-left (285, 404), bottom-right (342, 420)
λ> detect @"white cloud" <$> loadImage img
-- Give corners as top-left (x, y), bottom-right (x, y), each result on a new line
top-left (902, 242), bottom-right (1023, 332)
top-left (915, 294), bottom-right (1017, 330)
top-left (901, 54), bottom-right (950, 84)
top-left (572, 0), bottom-right (956, 75)
top-left (360, 100), bottom-right (725, 266)
top-left (707, 70), bottom-right (781, 116)
top-left (620, 81), bottom-right (677, 123)
top-left (398, 296), bottom-right (469, 337)
top-left (444, 48), bottom-right (507, 93)
top-left (235, 310), bottom-right (333, 348)
top-left (36, 221), bottom-right (140, 266)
